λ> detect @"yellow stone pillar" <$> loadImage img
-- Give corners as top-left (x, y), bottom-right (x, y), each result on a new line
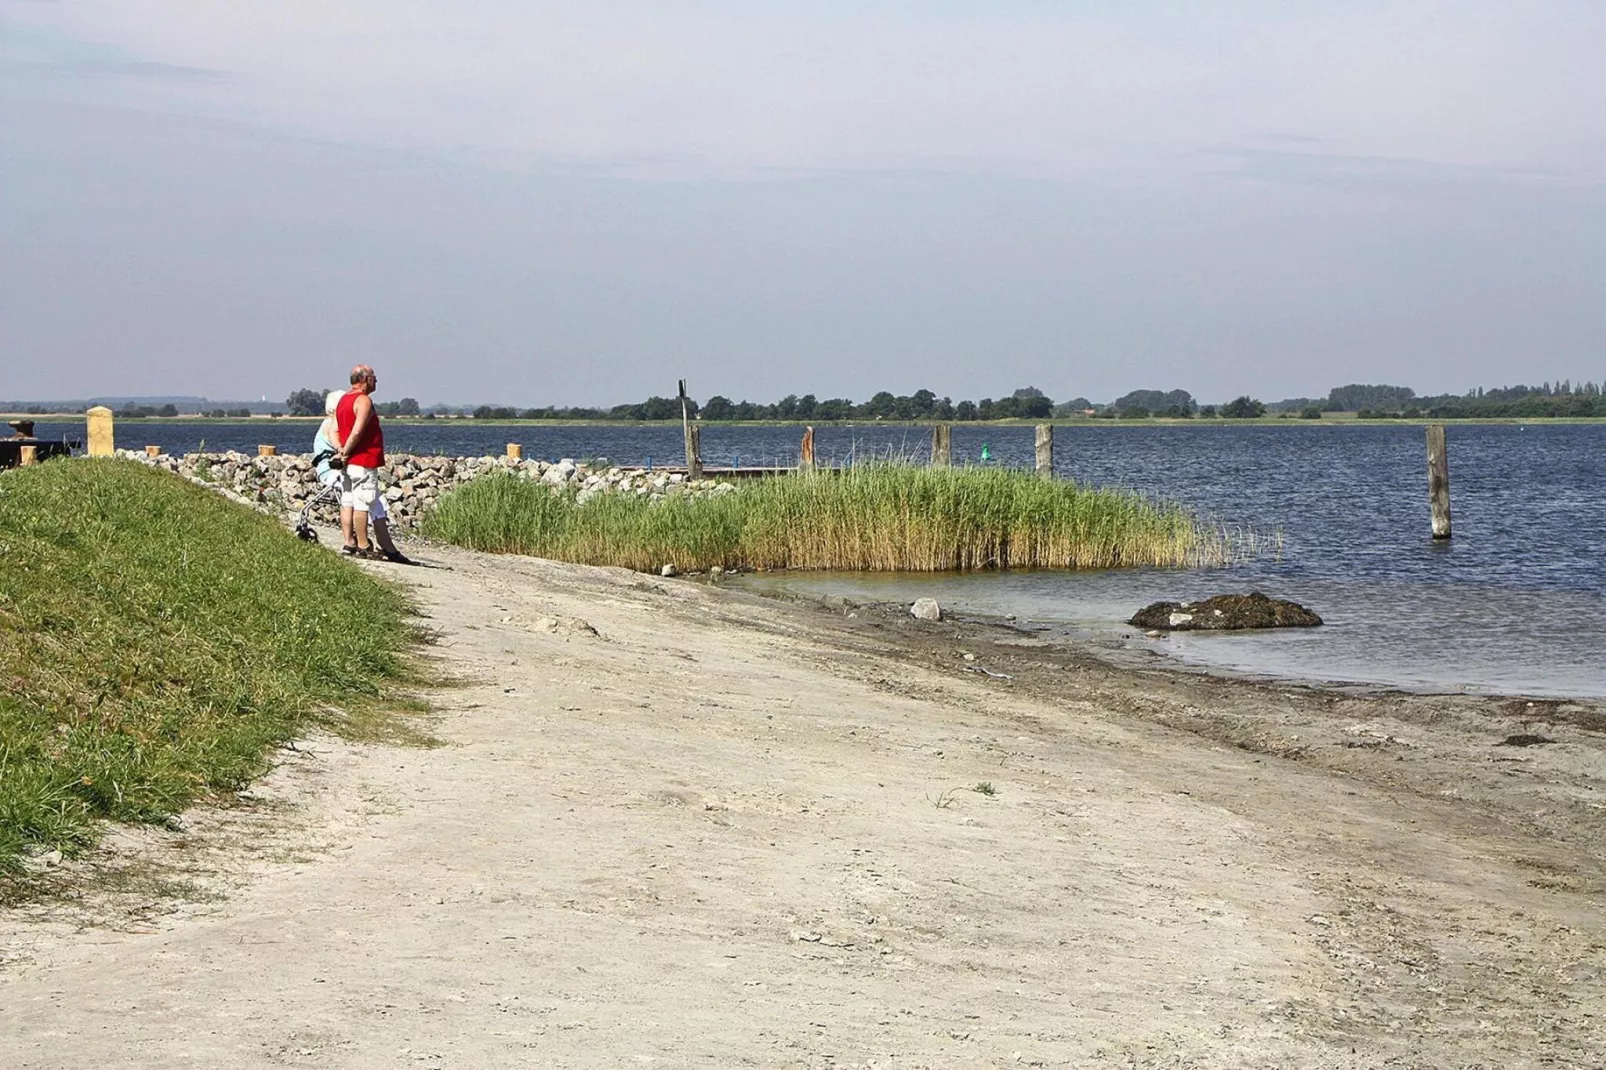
top-left (86, 406), bottom-right (114, 456)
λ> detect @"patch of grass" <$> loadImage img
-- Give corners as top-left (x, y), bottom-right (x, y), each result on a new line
top-left (972, 781), bottom-right (996, 796)
top-left (0, 460), bottom-right (417, 880)
top-left (422, 463), bottom-right (1235, 571)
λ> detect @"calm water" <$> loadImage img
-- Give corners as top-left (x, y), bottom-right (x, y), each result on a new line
top-left (32, 419), bottom-right (1605, 697)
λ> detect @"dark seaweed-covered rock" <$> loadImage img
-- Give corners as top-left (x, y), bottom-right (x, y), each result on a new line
top-left (1129, 592), bottom-right (1323, 631)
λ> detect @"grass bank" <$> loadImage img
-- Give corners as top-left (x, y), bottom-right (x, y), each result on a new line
top-left (422, 463), bottom-right (1234, 571)
top-left (0, 460), bottom-right (417, 882)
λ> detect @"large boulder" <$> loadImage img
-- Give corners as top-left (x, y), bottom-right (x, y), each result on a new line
top-left (1130, 592), bottom-right (1322, 631)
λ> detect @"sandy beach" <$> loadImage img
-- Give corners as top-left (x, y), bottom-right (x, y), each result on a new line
top-left (3, 544), bottom-right (1603, 1068)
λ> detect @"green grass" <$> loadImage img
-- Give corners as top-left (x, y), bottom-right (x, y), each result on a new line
top-left (421, 463), bottom-right (1234, 571)
top-left (0, 460), bottom-right (417, 882)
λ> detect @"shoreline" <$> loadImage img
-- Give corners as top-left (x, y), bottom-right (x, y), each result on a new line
top-left (5, 541), bottom-right (1604, 1063)
top-left (12, 412), bottom-right (1606, 427)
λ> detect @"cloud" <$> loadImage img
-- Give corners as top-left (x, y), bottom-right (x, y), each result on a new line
top-left (3, 55), bottom-right (225, 81)
top-left (4, 1), bottom-right (1603, 180)
top-left (1198, 145), bottom-right (1565, 194)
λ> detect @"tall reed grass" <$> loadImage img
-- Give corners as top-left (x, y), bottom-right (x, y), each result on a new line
top-left (422, 464), bottom-right (1236, 572)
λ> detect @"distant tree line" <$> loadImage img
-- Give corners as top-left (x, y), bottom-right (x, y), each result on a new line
top-left (12, 376), bottom-right (1601, 423)
top-left (285, 389), bottom-right (421, 417)
top-left (1309, 381), bottom-right (1604, 419)
top-left (289, 378), bottom-right (1606, 422)
top-left (467, 386), bottom-right (1058, 422)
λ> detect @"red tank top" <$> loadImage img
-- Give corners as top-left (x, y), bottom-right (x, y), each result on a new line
top-left (335, 390), bottom-right (385, 468)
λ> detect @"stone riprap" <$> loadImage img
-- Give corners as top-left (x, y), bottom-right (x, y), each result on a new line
top-left (116, 450), bottom-right (738, 529)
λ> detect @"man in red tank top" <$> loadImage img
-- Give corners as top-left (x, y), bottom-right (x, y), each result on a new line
top-left (334, 364), bottom-right (401, 559)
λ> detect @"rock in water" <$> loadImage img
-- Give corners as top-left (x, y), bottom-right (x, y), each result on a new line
top-left (910, 597), bottom-right (942, 622)
top-left (1129, 592), bottom-right (1322, 631)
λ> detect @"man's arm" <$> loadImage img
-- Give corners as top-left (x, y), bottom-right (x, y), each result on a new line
top-left (339, 395), bottom-right (373, 460)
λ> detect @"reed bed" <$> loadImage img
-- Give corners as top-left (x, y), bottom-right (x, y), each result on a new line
top-left (422, 464), bottom-right (1236, 572)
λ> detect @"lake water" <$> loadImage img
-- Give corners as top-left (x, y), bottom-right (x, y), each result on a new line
top-left (30, 419), bottom-right (1605, 698)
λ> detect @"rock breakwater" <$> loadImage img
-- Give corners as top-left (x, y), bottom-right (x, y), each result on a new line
top-left (117, 450), bottom-right (738, 528)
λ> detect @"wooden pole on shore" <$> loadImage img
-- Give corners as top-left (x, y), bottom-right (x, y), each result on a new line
top-left (678, 380), bottom-right (702, 479)
top-left (1035, 424), bottom-right (1054, 479)
top-left (686, 425), bottom-right (702, 479)
top-left (258, 444), bottom-right (277, 457)
top-left (1426, 424), bottom-right (1452, 539)
top-left (145, 445), bottom-right (161, 458)
top-left (506, 443), bottom-right (523, 460)
top-left (19, 445), bottom-right (37, 466)
top-left (931, 425), bottom-right (952, 467)
top-left (799, 426), bottom-right (815, 472)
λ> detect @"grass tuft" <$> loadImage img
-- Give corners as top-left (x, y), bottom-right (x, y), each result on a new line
top-left (421, 463), bottom-right (1237, 572)
top-left (0, 460), bottom-right (417, 881)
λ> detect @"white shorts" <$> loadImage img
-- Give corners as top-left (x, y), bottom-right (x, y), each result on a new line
top-left (320, 468), bottom-right (387, 520)
top-left (339, 464), bottom-right (386, 519)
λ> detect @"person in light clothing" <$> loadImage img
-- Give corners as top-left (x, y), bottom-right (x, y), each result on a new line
top-left (333, 366), bottom-right (409, 563)
top-left (313, 391), bottom-right (344, 493)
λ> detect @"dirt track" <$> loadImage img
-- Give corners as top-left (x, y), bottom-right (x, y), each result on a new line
top-left (3, 545), bottom-right (1603, 1068)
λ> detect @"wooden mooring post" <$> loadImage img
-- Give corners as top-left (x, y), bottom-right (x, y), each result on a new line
top-left (1034, 424), bottom-right (1054, 478)
top-left (1426, 424), bottom-right (1452, 539)
top-left (19, 445), bottom-right (37, 466)
top-left (144, 445), bottom-right (161, 458)
top-left (258, 444), bottom-right (277, 457)
top-left (799, 426), bottom-right (815, 472)
top-left (678, 379), bottom-right (702, 480)
top-left (506, 443), bottom-right (523, 460)
top-left (931, 424), bottom-right (952, 467)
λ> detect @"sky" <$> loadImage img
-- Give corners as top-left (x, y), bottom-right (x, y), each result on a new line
top-left (2, 1), bottom-right (1603, 407)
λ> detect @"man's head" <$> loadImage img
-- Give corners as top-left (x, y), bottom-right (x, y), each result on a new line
top-left (349, 364), bottom-right (378, 395)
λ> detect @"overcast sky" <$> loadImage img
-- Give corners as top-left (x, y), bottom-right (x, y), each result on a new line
top-left (3, 1), bottom-right (1603, 406)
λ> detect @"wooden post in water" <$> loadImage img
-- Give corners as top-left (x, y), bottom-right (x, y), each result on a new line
top-left (679, 379), bottom-right (702, 479)
top-left (1034, 424), bottom-right (1054, 479)
top-left (1426, 424), bottom-right (1452, 539)
top-left (931, 424), bottom-right (952, 467)
top-left (258, 444), bottom-right (277, 457)
top-left (145, 445), bottom-right (161, 458)
top-left (506, 443), bottom-right (523, 460)
top-left (86, 406), bottom-right (114, 457)
top-left (19, 445), bottom-right (37, 466)
top-left (799, 426), bottom-right (815, 472)
top-left (686, 425), bottom-right (703, 479)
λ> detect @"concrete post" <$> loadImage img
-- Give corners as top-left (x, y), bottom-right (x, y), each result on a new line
top-left (86, 406), bottom-right (114, 456)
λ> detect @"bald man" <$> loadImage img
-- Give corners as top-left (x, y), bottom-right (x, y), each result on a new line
top-left (333, 364), bottom-right (409, 562)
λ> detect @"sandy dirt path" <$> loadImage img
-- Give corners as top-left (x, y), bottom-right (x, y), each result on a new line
top-left (3, 545), bottom-right (1603, 1068)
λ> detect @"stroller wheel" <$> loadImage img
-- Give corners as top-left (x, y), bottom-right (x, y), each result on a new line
top-left (295, 523), bottom-right (319, 543)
